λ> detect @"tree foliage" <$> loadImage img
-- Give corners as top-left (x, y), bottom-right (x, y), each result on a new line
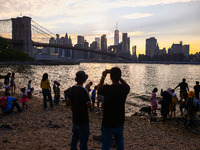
top-left (0, 36), bottom-right (31, 61)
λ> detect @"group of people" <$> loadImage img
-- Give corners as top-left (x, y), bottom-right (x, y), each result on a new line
top-left (1, 69), bottom-right (200, 149)
top-left (150, 78), bottom-right (200, 127)
top-left (39, 67), bottom-right (130, 150)
top-left (0, 72), bottom-right (34, 114)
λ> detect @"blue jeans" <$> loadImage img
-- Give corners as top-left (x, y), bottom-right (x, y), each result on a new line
top-left (71, 123), bottom-right (89, 150)
top-left (42, 89), bottom-right (53, 108)
top-left (101, 125), bottom-right (124, 150)
top-left (3, 101), bottom-right (22, 114)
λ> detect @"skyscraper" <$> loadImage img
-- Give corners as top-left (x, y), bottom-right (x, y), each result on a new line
top-left (146, 37), bottom-right (159, 58)
top-left (101, 34), bottom-right (107, 51)
top-left (114, 22), bottom-right (119, 45)
top-left (122, 33), bottom-right (128, 53)
top-left (182, 44), bottom-right (189, 60)
top-left (49, 37), bottom-right (56, 54)
top-left (95, 37), bottom-right (101, 49)
top-left (77, 35), bottom-right (84, 45)
top-left (56, 34), bottom-right (60, 44)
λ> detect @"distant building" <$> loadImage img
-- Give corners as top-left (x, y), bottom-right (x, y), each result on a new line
top-left (90, 41), bottom-right (98, 50)
top-left (49, 37), bottom-right (56, 54)
top-left (127, 37), bottom-right (130, 54)
top-left (169, 41), bottom-right (183, 54)
top-left (132, 46), bottom-right (137, 61)
top-left (64, 33), bottom-right (72, 58)
top-left (146, 37), bottom-right (159, 58)
top-left (156, 48), bottom-right (166, 55)
top-left (101, 35), bottom-right (107, 51)
top-left (77, 35), bottom-right (84, 45)
top-left (90, 41), bottom-right (98, 59)
top-left (84, 40), bottom-right (89, 59)
top-left (73, 35), bottom-right (85, 59)
top-left (114, 22), bottom-right (119, 45)
top-left (168, 41), bottom-right (190, 60)
top-left (95, 37), bottom-right (101, 49)
top-left (122, 33), bottom-right (128, 53)
top-left (182, 44), bottom-right (189, 60)
top-left (56, 34), bottom-right (60, 44)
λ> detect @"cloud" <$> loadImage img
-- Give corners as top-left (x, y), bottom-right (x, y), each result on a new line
top-left (122, 13), bottom-right (154, 19)
top-left (0, 0), bottom-right (199, 22)
top-left (128, 31), bottom-right (158, 36)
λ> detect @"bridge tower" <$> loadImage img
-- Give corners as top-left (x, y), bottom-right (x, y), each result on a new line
top-left (11, 16), bottom-right (33, 57)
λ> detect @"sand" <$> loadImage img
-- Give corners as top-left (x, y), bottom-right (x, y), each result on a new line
top-left (0, 93), bottom-right (200, 150)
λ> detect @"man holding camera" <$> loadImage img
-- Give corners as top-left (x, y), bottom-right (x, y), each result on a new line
top-left (98, 67), bottom-right (130, 150)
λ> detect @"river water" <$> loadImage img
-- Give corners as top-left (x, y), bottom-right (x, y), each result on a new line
top-left (0, 63), bottom-right (200, 116)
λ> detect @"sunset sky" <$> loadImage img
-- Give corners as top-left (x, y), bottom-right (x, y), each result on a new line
top-left (0, 0), bottom-right (200, 55)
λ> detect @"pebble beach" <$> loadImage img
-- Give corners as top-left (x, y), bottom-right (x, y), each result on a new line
top-left (0, 93), bottom-right (200, 150)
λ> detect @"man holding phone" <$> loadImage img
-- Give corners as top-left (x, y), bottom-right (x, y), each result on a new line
top-left (98, 67), bottom-right (130, 150)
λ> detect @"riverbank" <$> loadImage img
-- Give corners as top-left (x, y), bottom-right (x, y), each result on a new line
top-left (0, 61), bottom-right (80, 65)
top-left (1, 60), bottom-right (200, 65)
top-left (0, 92), bottom-right (200, 150)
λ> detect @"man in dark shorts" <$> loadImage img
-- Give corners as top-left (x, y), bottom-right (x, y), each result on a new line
top-left (175, 78), bottom-right (189, 117)
top-left (67, 71), bottom-right (91, 150)
top-left (98, 67), bottom-right (130, 150)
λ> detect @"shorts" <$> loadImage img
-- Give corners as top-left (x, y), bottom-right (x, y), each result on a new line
top-left (91, 97), bottom-right (95, 103)
top-left (97, 94), bottom-right (104, 104)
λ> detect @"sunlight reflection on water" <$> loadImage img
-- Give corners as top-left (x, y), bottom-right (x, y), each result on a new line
top-left (0, 63), bottom-right (200, 115)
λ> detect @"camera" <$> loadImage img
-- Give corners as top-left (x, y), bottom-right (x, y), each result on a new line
top-left (106, 69), bottom-right (111, 73)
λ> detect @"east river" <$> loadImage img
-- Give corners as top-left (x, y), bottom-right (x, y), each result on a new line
top-left (0, 63), bottom-right (199, 115)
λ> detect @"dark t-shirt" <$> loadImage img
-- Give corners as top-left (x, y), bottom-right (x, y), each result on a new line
top-left (178, 82), bottom-right (188, 93)
top-left (101, 84), bottom-right (130, 128)
top-left (4, 75), bottom-right (10, 85)
top-left (194, 85), bottom-right (200, 98)
top-left (68, 85), bottom-right (90, 124)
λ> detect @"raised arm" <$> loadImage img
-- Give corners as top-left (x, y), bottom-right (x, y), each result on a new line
top-left (98, 70), bottom-right (109, 88)
top-left (119, 78), bottom-right (128, 85)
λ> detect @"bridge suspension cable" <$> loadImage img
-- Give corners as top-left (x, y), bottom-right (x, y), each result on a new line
top-left (0, 19), bottom-right (12, 39)
top-left (31, 20), bottom-right (55, 43)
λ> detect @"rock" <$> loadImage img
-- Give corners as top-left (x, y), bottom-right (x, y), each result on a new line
top-left (139, 106), bottom-right (151, 113)
top-left (0, 124), bottom-right (12, 130)
top-left (2, 139), bottom-right (8, 143)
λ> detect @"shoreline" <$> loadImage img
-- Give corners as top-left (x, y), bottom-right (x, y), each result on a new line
top-left (0, 92), bottom-right (200, 149)
top-left (1, 61), bottom-right (200, 65)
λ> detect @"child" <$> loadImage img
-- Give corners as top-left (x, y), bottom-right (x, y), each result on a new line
top-left (10, 72), bottom-right (16, 94)
top-left (184, 91), bottom-right (199, 128)
top-left (150, 88), bottom-right (158, 115)
top-left (53, 81), bottom-right (58, 104)
top-left (85, 81), bottom-right (93, 93)
top-left (27, 80), bottom-right (34, 99)
top-left (91, 86), bottom-right (97, 108)
top-left (19, 88), bottom-right (29, 109)
top-left (54, 82), bottom-right (60, 105)
top-left (4, 83), bottom-right (11, 96)
top-left (169, 89), bottom-right (178, 117)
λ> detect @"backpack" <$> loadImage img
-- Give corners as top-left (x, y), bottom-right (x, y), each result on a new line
top-left (0, 97), bottom-right (8, 109)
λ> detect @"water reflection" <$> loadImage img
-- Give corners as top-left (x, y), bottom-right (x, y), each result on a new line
top-left (0, 63), bottom-right (200, 115)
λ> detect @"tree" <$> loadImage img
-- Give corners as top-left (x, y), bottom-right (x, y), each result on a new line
top-left (0, 36), bottom-right (31, 61)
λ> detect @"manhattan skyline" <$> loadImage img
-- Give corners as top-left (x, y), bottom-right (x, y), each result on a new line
top-left (0, 0), bottom-right (200, 55)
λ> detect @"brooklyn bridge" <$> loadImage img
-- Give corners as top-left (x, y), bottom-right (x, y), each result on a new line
top-left (0, 16), bottom-right (133, 62)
